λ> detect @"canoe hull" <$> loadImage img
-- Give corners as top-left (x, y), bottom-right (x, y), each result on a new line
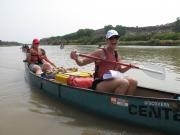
top-left (25, 64), bottom-right (180, 134)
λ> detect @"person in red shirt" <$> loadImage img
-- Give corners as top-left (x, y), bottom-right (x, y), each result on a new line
top-left (70, 30), bottom-right (137, 95)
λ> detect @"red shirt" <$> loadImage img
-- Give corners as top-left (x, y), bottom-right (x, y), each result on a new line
top-left (94, 48), bottom-right (118, 79)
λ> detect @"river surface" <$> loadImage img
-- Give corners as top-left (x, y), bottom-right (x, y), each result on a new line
top-left (0, 45), bottom-right (180, 135)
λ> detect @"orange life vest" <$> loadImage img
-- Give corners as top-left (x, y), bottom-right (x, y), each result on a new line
top-left (30, 48), bottom-right (43, 64)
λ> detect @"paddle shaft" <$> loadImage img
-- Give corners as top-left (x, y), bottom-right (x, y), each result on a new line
top-left (78, 53), bottom-right (164, 75)
top-left (78, 53), bottom-right (135, 68)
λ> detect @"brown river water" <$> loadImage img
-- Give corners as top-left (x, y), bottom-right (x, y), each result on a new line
top-left (0, 45), bottom-right (180, 135)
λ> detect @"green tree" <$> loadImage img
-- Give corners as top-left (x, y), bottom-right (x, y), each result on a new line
top-left (77, 29), bottom-right (95, 38)
top-left (63, 33), bottom-right (78, 40)
top-left (115, 25), bottom-right (126, 36)
top-left (172, 17), bottom-right (180, 32)
top-left (104, 25), bottom-right (114, 32)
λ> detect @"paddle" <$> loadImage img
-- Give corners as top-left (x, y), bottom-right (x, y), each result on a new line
top-left (77, 53), bottom-right (166, 80)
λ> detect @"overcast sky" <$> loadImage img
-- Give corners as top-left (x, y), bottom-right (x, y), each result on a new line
top-left (0, 0), bottom-right (179, 43)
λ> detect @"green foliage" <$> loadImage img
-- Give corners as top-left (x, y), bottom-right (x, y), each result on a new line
top-left (152, 33), bottom-right (180, 40)
top-left (89, 37), bottom-right (104, 45)
top-left (62, 29), bottom-right (95, 40)
top-left (115, 25), bottom-right (126, 36)
top-left (42, 18), bottom-right (180, 46)
top-left (104, 25), bottom-right (113, 32)
top-left (63, 33), bottom-right (78, 40)
top-left (103, 25), bottom-right (126, 36)
top-left (0, 40), bottom-right (21, 45)
top-left (121, 34), bottom-right (151, 41)
top-left (77, 29), bottom-right (95, 37)
top-left (172, 17), bottom-right (180, 32)
top-left (61, 29), bottom-right (95, 45)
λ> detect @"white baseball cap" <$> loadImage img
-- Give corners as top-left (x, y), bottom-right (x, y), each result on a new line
top-left (106, 29), bottom-right (120, 39)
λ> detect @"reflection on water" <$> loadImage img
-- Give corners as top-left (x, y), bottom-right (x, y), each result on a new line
top-left (28, 85), bottom-right (165, 135)
top-left (119, 46), bottom-right (180, 73)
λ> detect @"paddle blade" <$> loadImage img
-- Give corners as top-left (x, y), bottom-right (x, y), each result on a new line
top-left (138, 65), bottom-right (166, 80)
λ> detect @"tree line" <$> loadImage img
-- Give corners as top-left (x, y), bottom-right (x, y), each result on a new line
top-left (0, 40), bottom-right (22, 46)
top-left (40, 18), bottom-right (180, 46)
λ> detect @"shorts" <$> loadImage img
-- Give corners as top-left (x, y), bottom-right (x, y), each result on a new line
top-left (91, 78), bottom-right (103, 90)
top-left (29, 63), bottom-right (43, 71)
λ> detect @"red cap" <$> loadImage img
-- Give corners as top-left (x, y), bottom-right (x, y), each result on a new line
top-left (32, 38), bottom-right (39, 45)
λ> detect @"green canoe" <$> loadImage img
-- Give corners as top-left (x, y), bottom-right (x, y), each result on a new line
top-left (24, 64), bottom-right (180, 135)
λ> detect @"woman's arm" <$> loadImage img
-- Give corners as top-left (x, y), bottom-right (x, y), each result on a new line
top-left (43, 55), bottom-right (56, 67)
top-left (27, 49), bottom-right (32, 64)
top-left (115, 55), bottom-right (131, 73)
top-left (70, 50), bottom-right (102, 66)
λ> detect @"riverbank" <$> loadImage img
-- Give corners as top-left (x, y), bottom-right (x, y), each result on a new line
top-left (1, 39), bottom-right (180, 46)
top-left (119, 40), bottom-right (180, 46)
top-left (66, 40), bottom-right (180, 46)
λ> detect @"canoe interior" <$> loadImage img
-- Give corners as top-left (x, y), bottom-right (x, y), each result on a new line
top-left (37, 76), bottom-right (177, 99)
top-left (53, 79), bottom-right (177, 99)
top-left (135, 87), bottom-right (176, 99)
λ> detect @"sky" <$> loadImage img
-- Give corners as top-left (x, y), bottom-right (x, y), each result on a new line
top-left (0, 0), bottom-right (179, 43)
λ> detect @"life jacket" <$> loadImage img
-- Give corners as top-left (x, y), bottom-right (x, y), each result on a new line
top-left (94, 48), bottom-right (118, 79)
top-left (29, 48), bottom-right (43, 64)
